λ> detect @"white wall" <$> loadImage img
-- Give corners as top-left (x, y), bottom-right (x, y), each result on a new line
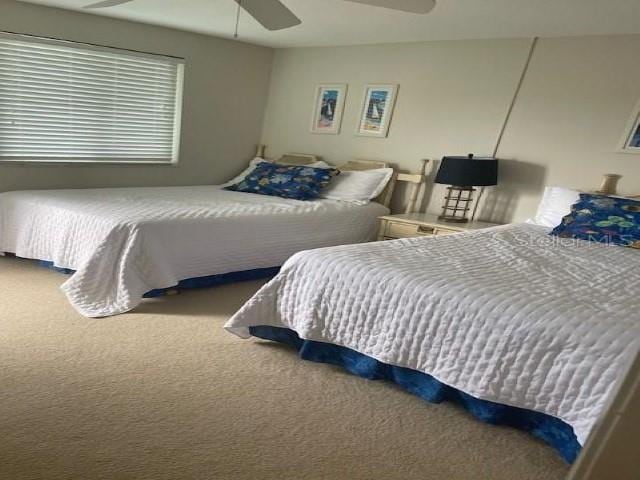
top-left (496, 35), bottom-right (640, 221)
top-left (260, 35), bottom-right (640, 222)
top-left (0, 0), bottom-right (274, 192)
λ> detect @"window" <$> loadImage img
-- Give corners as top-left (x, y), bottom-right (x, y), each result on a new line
top-left (0, 32), bottom-right (184, 164)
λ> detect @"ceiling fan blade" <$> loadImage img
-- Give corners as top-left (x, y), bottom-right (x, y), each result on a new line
top-left (84, 0), bottom-right (135, 8)
top-left (344, 0), bottom-right (436, 14)
top-left (235, 0), bottom-right (301, 31)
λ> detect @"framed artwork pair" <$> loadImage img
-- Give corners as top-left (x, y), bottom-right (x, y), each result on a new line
top-left (310, 83), bottom-right (398, 138)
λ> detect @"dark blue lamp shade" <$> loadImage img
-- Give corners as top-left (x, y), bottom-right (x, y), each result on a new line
top-left (435, 155), bottom-right (498, 187)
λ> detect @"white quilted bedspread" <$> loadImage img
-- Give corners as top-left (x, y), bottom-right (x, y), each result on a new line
top-left (0, 186), bottom-right (387, 317)
top-left (226, 223), bottom-right (640, 445)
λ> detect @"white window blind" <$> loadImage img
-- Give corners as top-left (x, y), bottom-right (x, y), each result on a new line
top-left (0, 32), bottom-right (184, 164)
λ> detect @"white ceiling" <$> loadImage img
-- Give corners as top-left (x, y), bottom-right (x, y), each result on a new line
top-left (18, 0), bottom-right (640, 48)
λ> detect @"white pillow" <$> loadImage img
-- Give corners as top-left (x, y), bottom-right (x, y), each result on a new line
top-left (220, 157), bottom-right (265, 187)
top-left (528, 186), bottom-right (581, 228)
top-left (320, 168), bottom-right (394, 205)
top-left (220, 158), bottom-right (331, 187)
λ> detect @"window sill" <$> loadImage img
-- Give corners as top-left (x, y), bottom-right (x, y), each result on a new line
top-left (0, 160), bottom-right (179, 167)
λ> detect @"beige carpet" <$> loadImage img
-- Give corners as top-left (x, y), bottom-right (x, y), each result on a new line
top-left (0, 256), bottom-right (569, 480)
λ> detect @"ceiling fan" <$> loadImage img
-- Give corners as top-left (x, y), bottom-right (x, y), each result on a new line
top-left (83, 0), bottom-right (437, 31)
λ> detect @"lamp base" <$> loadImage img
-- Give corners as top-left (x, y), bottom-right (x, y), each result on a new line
top-left (439, 186), bottom-right (475, 223)
top-left (438, 215), bottom-right (470, 224)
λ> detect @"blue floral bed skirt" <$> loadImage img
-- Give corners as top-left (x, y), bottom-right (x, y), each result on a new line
top-left (143, 267), bottom-right (280, 297)
top-left (36, 259), bottom-right (279, 297)
top-left (249, 325), bottom-right (581, 464)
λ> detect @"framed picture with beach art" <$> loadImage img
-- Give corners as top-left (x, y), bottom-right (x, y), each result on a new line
top-left (619, 99), bottom-right (640, 153)
top-left (310, 84), bottom-right (347, 135)
top-left (356, 84), bottom-right (398, 138)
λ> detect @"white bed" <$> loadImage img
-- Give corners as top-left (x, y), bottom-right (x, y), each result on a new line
top-left (225, 223), bottom-right (640, 448)
top-left (0, 185), bottom-right (388, 317)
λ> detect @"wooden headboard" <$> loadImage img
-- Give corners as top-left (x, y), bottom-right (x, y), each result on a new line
top-left (337, 160), bottom-right (395, 209)
top-left (275, 153), bottom-right (320, 166)
top-left (329, 158), bottom-right (429, 212)
top-left (263, 146), bottom-right (428, 211)
top-left (595, 173), bottom-right (639, 198)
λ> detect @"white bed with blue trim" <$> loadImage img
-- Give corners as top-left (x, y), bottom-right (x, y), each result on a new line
top-left (225, 222), bottom-right (640, 462)
top-left (0, 151), bottom-right (427, 317)
top-left (0, 183), bottom-right (388, 317)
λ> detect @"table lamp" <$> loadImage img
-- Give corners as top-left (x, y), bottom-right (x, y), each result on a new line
top-left (435, 154), bottom-right (498, 223)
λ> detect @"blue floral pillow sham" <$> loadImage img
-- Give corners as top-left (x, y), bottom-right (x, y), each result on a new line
top-left (550, 193), bottom-right (640, 248)
top-left (224, 162), bottom-right (339, 201)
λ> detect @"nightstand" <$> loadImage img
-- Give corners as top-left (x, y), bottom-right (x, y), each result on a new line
top-left (377, 213), bottom-right (501, 241)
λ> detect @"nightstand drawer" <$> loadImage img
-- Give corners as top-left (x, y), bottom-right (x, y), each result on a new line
top-left (386, 221), bottom-right (435, 238)
top-left (433, 227), bottom-right (459, 236)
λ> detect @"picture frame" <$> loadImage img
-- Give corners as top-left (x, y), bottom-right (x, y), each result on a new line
top-left (310, 84), bottom-right (347, 135)
top-left (356, 84), bottom-right (398, 138)
top-left (619, 99), bottom-right (640, 153)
